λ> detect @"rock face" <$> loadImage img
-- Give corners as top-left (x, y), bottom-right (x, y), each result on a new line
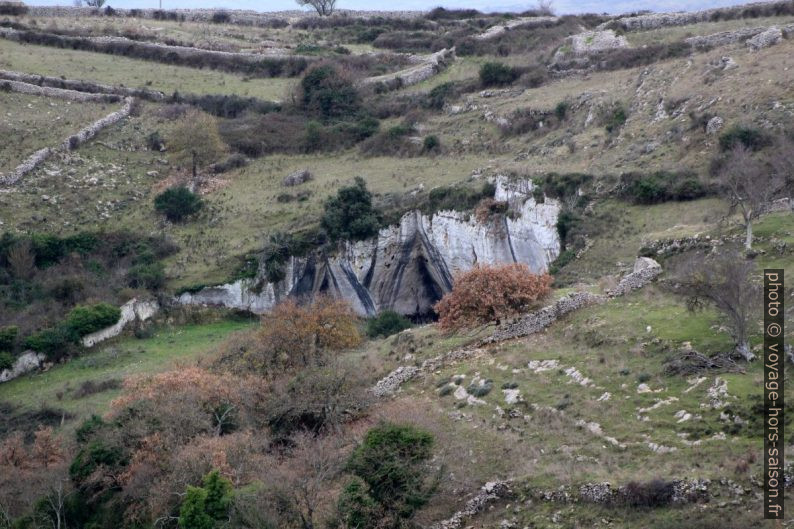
top-left (81, 298), bottom-right (159, 347)
top-left (179, 176), bottom-right (561, 317)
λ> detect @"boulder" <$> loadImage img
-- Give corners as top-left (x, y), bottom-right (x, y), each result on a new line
top-left (705, 116), bottom-right (724, 135)
top-left (282, 169), bottom-right (313, 187)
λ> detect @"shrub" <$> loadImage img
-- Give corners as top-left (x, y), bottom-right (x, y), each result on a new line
top-left (179, 488), bottom-right (213, 529)
top-left (435, 263), bottom-right (553, 330)
top-left (210, 10), bottom-right (231, 23)
top-left (220, 112), bottom-right (307, 157)
top-left (0, 325), bottom-right (18, 351)
top-left (555, 101), bottom-right (569, 120)
top-left (154, 186), bottom-right (204, 222)
top-left (266, 362), bottom-right (367, 437)
top-left (479, 62), bottom-right (519, 87)
top-left (342, 423), bottom-right (436, 526)
top-left (255, 296), bottom-right (361, 373)
top-left (65, 303), bottom-right (122, 337)
top-left (322, 177), bottom-right (382, 242)
top-left (167, 110), bottom-right (225, 177)
top-left (425, 82), bottom-right (455, 110)
top-left (0, 350), bottom-right (13, 371)
top-left (0, 2), bottom-right (28, 15)
top-left (718, 125), bottom-right (771, 151)
top-left (366, 311), bottom-right (412, 338)
top-left (474, 198), bottom-right (508, 222)
top-left (299, 64), bottom-right (360, 121)
top-left (211, 153), bottom-right (248, 174)
top-left (620, 479), bottom-right (676, 508)
top-left (604, 104), bottom-right (627, 133)
top-left (421, 182), bottom-right (496, 215)
top-left (422, 135), bottom-right (440, 153)
top-left (24, 327), bottom-right (72, 359)
top-left (127, 262), bottom-right (166, 289)
top-left (619, 171), bottom-right (708, 204)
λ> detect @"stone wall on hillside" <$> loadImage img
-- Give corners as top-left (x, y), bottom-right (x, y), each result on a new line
top-left (0, 70), bottom-right (166, 100)
top-left (360, 48), bottom-right (454, 90)
top-left (604, 0), bottom-right (794, 31)
top-left (82, 298), bottom-right (159, 347)
top-left (0, 78), bottom-right (120, 102)
top-left (25, 6), bottom-right (423, 24)
top-left (0, 96), bottom-right (134, 186)
top-left (179, 176), bottom-right (561, 318)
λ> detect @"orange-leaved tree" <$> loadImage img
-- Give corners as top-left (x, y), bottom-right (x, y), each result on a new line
top-left (256, 295), bottom-right (361, 372)
top-left (435, 263), bottom-right (552, 330)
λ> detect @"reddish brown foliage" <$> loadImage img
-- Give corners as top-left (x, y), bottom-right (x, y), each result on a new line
top-left (254, 296), bottom-right (361, 373)
top-left (434, 263), bottom-right (552, 330)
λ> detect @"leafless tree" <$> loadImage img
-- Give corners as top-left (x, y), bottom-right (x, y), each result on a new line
top-left (537, 0), bottom-right (555, 15)
top-left (296, 0), bottom-right (336, 16)
top-left (674, 250), bottom-right (759, 361)
top-left (768, 136), bottom-right (794, 195)
top-left (7, 240), bottom-right (35, 280)
top-left (716, 144), bottom-right (785, 250)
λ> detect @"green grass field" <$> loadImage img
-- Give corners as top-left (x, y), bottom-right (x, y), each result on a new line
top-left (0, 39), bottom-right (295, 101)
top-left (0, 319), bottom-right (255, 428)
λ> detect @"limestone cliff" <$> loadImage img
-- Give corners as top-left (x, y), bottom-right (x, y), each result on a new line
top-left (178, 177), bottom-right (561, 317)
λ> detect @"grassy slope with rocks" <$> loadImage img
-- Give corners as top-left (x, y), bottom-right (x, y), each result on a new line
top-left (0, 5), bottom-right (792, 528)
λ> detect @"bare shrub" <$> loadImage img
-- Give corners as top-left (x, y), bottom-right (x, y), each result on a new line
top-left (7, 241), bottom-right (35, 280)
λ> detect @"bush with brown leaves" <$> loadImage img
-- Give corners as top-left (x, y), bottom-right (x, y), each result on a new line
top-left (435, 263), bottom-right (552, 330)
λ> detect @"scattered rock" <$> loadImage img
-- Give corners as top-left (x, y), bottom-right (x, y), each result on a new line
top-left (705, 116), bottom-right (724, 135)
top-left (282, 168), bottom-right (314, 187)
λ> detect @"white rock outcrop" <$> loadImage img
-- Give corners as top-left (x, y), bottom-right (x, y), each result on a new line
top-left (179, 176), bottom-right (561, 317)
top-left (81, 298), bottom-right (159, 347)
top-left (0, 351), bottom-right (46, 384)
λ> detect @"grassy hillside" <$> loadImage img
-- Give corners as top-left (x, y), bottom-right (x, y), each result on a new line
top-left (0, 4), bottom-right (792, 527)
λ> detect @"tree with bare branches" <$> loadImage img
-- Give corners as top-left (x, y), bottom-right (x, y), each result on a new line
top-left (716, 144), bottom-right (786, 250)
top-left (296, 0), bottom-right (337, 16)
top-left (674, 250), bottom-right (759, 361)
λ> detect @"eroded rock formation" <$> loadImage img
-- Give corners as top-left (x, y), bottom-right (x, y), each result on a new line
top-left (178, 176), bottom-right (561, 317)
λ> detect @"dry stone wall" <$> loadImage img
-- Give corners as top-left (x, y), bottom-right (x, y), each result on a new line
top-left (0, 70), bottom-right (166, 100)
top-left (1, 96), bottom-right (134, 186)
top-left (1, 78), bottom-right (120, 102)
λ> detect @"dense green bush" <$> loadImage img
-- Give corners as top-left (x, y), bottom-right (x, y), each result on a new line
top-left (65, 303), bottom-right (122, 337)
top-left (179, 470), bottom-right (233, 529)
top-left (421, 182), bottom-right (496, 215)
top-left (425, 82), bottom-right (455, 110)
top-left (604, 104), bottom-right (627, 133)
top-left (0, 350), bottom-right (13, 371)
top-left (24, 327), bottom-right (72, 359)
top-left (366, 311), bottom-right (412, 338)
top-left (299, 64), bottom-right (361, 121)
top-left (422, 135), bottom-right (441, 153)
top-left (479, 62), bottom-right (520, 87)
top-left (0, 325), bottom-right (18, 351)
top-left (620, 171), bottom-right (708, 204)
top-left (127, 262), bottom-right (166, 289)
top-left (718, 125), bottom-right (771, 151)
top-left (322, 177), bottom-right (382, 242)
top-left (154, 186), bottom-right (204, 222)
top-left (341, 423), bottom-right (436, 528)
